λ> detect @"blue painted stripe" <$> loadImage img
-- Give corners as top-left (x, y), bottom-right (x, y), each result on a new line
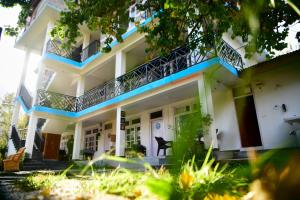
top-left (29, 57), bottom-right (220, 118)
top-left (17, 96), bottom-right (34, 114)
top-left (44, 53), bottom-right (83, 68)
top-left (218, 59), bottom-right (239, 76)
top-left (33, 106), bottom-right (77, 118)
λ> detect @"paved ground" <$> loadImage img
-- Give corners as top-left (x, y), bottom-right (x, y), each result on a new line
top-left (0, 171), bottom-right (128, 200)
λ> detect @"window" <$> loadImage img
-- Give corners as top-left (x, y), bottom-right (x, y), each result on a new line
top-left (105, 123), bottom-right (112, 130)
top-left (84, 128), bottom-right (101, 151)
top-left (150, 110), bottom-right (162, 119)
top-left (125, 118), bottom-right (141, 148)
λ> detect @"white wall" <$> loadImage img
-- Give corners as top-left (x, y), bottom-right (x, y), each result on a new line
top-left (129, 98), bottom-right (194, 156)
top-left (212, 82), bottom-right (241, 151)
top-left (251, 66), bottom-right (300, 149)
top-left (213, 65), bottom-right (300, 151)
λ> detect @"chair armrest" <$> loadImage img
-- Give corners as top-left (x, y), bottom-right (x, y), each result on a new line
top-left (3, 159), bottom-right (17, 163)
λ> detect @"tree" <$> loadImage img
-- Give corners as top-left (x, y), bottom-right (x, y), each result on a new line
top-left (0, 93), bottom-right (15, 159)
top-left (50, 0), bottom-right (300, 58)
top-left (2, 1), bottom-right (300, 58)
top-left (0, 0), bottom-right (31, 36)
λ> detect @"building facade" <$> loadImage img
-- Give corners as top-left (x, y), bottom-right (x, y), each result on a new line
top-left (8, 0), bottom-right (300, 162)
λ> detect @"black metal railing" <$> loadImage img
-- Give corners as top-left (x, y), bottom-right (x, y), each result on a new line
top-left (39, 41), bottom-right (243, 112)
top-left (217, 39), bottom-right (244, 71)
top-left (46, 40), bottom-right (82, 62)
top-left (81, 40), bottom-right (101, 62)
top-left (34, 131), bottom-right (44, 153)
top-left (20, 84), bottom-right (33, 110)
top-left (38, 46), bottom-right (214, 112)
top-left (36, 90), bottom-right (77, 112)
top-left (11, 126), bottom-right (24, 151)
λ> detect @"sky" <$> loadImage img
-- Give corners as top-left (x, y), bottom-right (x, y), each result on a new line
top-left (0, 6), bottom-right (39, 99)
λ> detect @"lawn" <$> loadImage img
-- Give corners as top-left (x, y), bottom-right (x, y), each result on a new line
top-left (13, 147), bottom-right (300, 200)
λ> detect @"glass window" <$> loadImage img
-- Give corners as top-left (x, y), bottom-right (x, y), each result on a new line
top-left (125, 125), bottom-right (141, 148)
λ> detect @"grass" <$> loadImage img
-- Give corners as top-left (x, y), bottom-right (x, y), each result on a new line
top-left (15, 148), bottom-right (249, 200)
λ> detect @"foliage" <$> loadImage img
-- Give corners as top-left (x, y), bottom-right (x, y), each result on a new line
top-left (17, 171), bottom-right (66, 191)
top-left (17, 149), bottom-right (247, 200)
top-left (0, 0), bottom-right (31, 36)
top-left (146, 147), bottom-right (247, 200)
top-left (49, 0), bottom-right (300, 58)
top-left (171, 104), bottom-right (212, 170)
top-left (0, 93), bottom-right (15, 162)
top-left (66, 136), bottom-right (74, 160)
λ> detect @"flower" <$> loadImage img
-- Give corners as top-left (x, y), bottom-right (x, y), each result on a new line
top-left (179, 171), bottom-right (194, 190)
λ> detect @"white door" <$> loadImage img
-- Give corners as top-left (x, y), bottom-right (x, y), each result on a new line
top-left (151, 118), bottom-right (164, 156)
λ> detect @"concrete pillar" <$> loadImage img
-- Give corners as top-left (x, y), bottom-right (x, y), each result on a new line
top-left (10, 50), bottom-right (31, 128)
top-left (141, 112), bottom-right (150, 156)
top-left (32, 63), bottom-right (45, 106)
top-left (25, 114), bottom-right (38, 157)
top-left (114, 50), bottom-right (126, 156)
top-left (42, 21), bottom-right (54, 56)
top-left (198, 73), bottom-right (218, 149)
top-left (115, 107), bottom-right (125, 156)
top-left (76, 76), bottom-right (85, 97)
top-left (82, 32), bottom-right (90, 49)
top-left (72, 121), bottom-right (83, 160)
top-left (115, 50), bottom-right (126, 77)
top-left (7, 50), bottom-right (31, 155)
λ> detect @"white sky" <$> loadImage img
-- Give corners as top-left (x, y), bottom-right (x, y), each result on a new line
top-left (0, 6), bottom-right (39, 99)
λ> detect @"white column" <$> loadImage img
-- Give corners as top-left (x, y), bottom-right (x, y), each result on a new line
top-left (72, 121), bottom-right (83, 160)
top-left (82, 32), bottom-right (90, 49)
top-left (198, 73), bottom-right (218, 149)
top-left (76, 76), bottom-right (85, 97)
top-left (42, 21), bottom-right (54, 56)
top-left (71, 77), bottom-right (85, 160)
top-left (7, 50), bottom-right (31, 155)
top-left (115, 107), bottom-right (125, 156)
top-left (25, 114), bottom-right (38, 157)
top-left (141, 112), bottom-right (150, 156)
top-left (114, 50), bottom-right (126, 156)
top-left (115, 50), bottom-right (126, 77)
top-left (10, 50), bottom-right (31, 129)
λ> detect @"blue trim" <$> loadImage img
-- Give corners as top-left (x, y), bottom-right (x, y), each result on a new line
top-left (44, 53), bottom-right (83, 68)
top-left (219, 59), bottom-right (239, 76)
top-left (33, 106), bottom-right (77, 118)
top-left (29, 57), bottom-right (220, 118)
top-left (44, 15), bottom-right (154, 69)
top-left (17, 96), bottom-right (33, 114)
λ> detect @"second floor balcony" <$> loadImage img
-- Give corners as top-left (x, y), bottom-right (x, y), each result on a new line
top-left (34, 40), bottom-right (244, 115)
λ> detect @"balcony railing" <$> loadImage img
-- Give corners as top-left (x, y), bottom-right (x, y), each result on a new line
top-left (46, 40), bottom-right (82, 62)
top-left (217, 39), bottom-right (244, 70)
top-left (39, 41), bottom-right (243, 113)
top-left (36, 90), bottom-right (77, 112)
top-left (81, 40), bottom-right (101, 62)
top-left (20, 84), bottom-right (33, 109)
top-left (38, 46), bottom-right (214, 112)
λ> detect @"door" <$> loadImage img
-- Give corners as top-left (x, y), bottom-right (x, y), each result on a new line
top-left (151, 118), bottom-right (164, 156)
top-left (43, 133), bottom-right (61, 160)
top-left (235, 95), bottom-right (262, 147)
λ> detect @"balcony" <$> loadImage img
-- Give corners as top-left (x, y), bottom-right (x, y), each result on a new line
top-left (36, 41), bottom-right (244, 114)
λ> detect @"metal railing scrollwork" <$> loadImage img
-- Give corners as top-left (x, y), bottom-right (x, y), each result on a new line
top-left (217, 39), bottom-right (244, 71)
top-left (39, 41), bottom-right (243, 112)
top-left (36, 89), bottom-right (77, 112)
top-left (46, 40), bottom-right (82, 62)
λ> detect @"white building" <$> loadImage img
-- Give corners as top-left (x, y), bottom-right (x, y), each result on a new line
top-left (8, 0), bottom-right (300, 163)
